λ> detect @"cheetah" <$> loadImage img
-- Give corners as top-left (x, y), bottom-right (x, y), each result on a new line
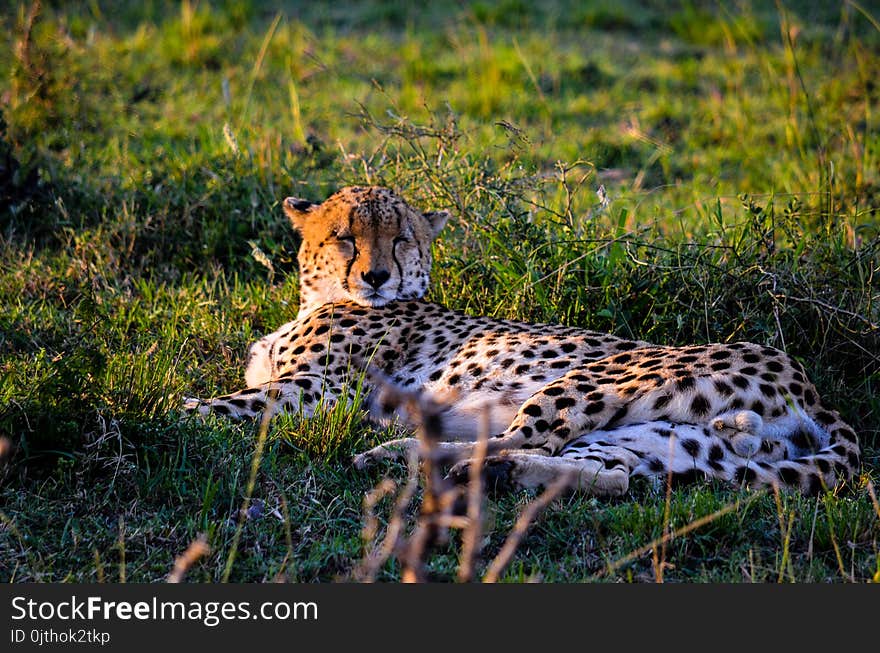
top-left (184, 186), bottom-right (861, 496)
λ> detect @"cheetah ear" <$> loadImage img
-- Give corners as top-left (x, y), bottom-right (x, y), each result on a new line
top-left (283, 197), bottom-right (318, 231)
top-left (423, 210), bottom-right (450, 239)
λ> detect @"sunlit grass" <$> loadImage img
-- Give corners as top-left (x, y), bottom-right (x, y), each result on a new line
top-left (0, 0), bottom-right (878, 582)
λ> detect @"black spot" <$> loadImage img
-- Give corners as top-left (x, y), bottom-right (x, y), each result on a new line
top-left (576, 383), bottom-right (595, 393)
top-left (710, 361), bottom-right (731, 372)
top-left (295, 378), bottom-right (313, 390)
top-left (681, 438), bottom-right (701, 457)
top-left (806, 474), bottom-right (823, 495)
top-left (339, 318), bottom-right (356, 328)
top-left (648, 458), bottom-right (665, 473)
top-left (653, 394), bottom-right (671, 410)
top-left (653, 428), bottom-right (672, 438)
top-left (523, 404), bottom-right (543, 417)
top-left (816, 411), bottom-right (836, 425)
top-left (520, 426), bottom-right (533, 438)
top-left (604, 458), bottom-right (625, 470)
top-left (597, 401), bottom-right (625, 424)
top-left (734, 466), bottom-right (757, 484)
top-left (835, 428), bottom-right (857, 444)
top-left (448, 374), bottom-right (461, 386)
top-left (212, 404), bottom-right (231, 415)
top-left (758, 383), bottom-right (776, 398)
top-left (555, 397), bottom-right (576, 410)
top-left (731, 375), bottom-right (749, 389)
top-left (816, 458), bottom-right (831, 474)
top-left (229, 398), bottom-right (247, 408)
top-left (710, 350), bottom-right (731, 360)
top-left (250, 400), bottom-right (266, 412)
top-left (778, 466), bottom-right (801, 486)
top-left (584, 401), bottom-right (605, 415)
top-left (330, 333), bottom-right (345, 343)
top-left (750, 401), bottom-right (765, 417)
top-left (315, 324), bottom-right (330, 336)
top-left (790, 430), bottom-right (813, 450)
top-left (708, 444), bottom-right (724, 461)
top-left (309, 343), bottom-right (325, 353)
top-left (561, 342), bottom-right (577, 353)
top-left (534, 419), bottom-right (550, 433)
top-left (788, 382), bottom-right (803, 396)
top-left (541, 349), bottom-right (559, 358)
top-left (713, 380), bottom-right (733, 396)
top-left (766, 360), bottom-right (784, 372)
top-left (429, 370), bottom-right (443, 382)
top-left (543, 386), bottom-right (565, 396)
top-left (691, 394), bottom-right (711, 416)
top-left (612, 353), bottom-right (632, 364)
top-left (675, 376), bottom-right (695, 392)
top-left (554, 427), bottom-right (571, 439)
top-left (742, 353), bottom-right (760, 363)
top-left (615, 341), bottom-right (638, 350)
top-left (848, 451), bottom-right (860, 469)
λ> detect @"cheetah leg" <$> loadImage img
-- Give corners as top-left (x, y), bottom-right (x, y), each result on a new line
top-left (183, 373), bottom-right (342, 420)
top-left (777, 402), bottom-right (861, 493)
top-left (354, 368), bottom-right (625, 468)
top-left (447, 451), bottom-right (633, 497)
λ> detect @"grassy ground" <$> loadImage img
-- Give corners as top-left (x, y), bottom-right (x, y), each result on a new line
top-left (1, 0), bottom-right (879, 582)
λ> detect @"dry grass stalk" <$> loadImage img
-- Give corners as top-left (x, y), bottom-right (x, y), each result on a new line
top-left (593, 491), bottom-right (766, 580)
top-left (482, 470), bottom-right (575, 583)
top-left (866, 480), bottom-right (880, 522)
top-left (356, 378), bottom-right (482, 582)
top-left (456, 408), bottom-right (490, 582)
top-left (167, 534), bottom-right (211, 583)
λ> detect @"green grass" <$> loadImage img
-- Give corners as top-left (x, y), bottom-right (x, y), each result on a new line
top-left (1, 0), bottom-right (879, 582)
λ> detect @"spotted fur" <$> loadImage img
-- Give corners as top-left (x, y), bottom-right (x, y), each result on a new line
top-left (184, 186), bottom-right (861, 496)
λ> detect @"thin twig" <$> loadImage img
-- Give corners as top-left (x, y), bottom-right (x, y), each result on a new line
top-left (457, 407), bottom-right (490, 582)
top-left (595, 492), bottom-right (764, 579)
top-left (168, 535), bottom-right (211, 583)
top-left (483, 471), bottom-right (574, 583)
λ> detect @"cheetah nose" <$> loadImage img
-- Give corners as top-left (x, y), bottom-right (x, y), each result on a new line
top-left (362, 269), bottom-right (391, 289)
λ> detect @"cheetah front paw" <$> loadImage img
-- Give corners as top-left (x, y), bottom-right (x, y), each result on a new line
top-left (352, 439), bottom-right (418, 470)
top-left (711, 410), bottom-right (764, 457)
top-left (182, 396), bottom-right (204, 413)
top-left (712, 409), bottom-right (764, 435)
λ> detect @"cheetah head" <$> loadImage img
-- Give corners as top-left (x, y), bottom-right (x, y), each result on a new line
top-left (283, 186), bottom-right (449, 317)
